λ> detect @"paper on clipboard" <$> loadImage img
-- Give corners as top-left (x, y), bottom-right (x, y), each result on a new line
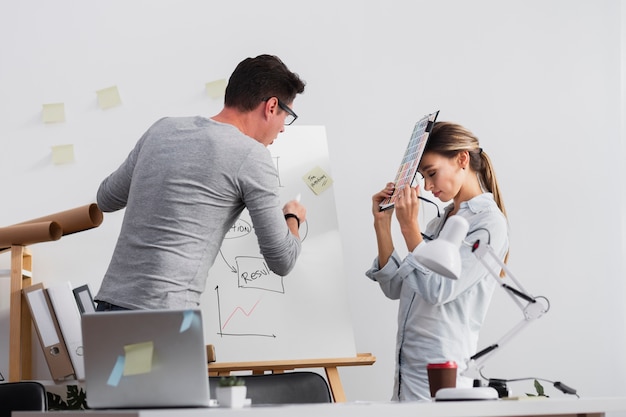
top-left (379, 110), bottom-right (439, 211)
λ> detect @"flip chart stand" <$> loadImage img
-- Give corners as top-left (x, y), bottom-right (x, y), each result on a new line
top-left (4, 245), bottom-right (34, 382)
top-left (208, 352), bottom-right (376, 402)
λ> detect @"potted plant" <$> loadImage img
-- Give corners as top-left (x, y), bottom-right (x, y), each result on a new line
top-left (215, 376), bottom-right (247, 408)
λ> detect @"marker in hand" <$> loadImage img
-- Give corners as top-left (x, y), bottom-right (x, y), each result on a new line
top-left (295, 193), bottom-right (301, 202)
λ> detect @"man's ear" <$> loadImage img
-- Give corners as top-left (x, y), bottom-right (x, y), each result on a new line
top-left (263, 97), bottom-right (278, 119)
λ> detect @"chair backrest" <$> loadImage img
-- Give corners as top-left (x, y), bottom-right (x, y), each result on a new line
top-left (0, 381), bottom-right (47, 417)
top-left (210, 372), bottom-right (332, 405)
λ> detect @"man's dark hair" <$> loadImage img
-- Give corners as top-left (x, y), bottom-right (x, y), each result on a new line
top-left (224, 54), bottom-right (306, 111)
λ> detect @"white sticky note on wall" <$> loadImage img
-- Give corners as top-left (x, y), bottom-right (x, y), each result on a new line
top-left (51, 144), bottom-right (75, 165)
top-left (42, 103), bottom-right (66, 123)
top-left (96, 85), bottom-right (122, 109)
top-left (303, 166), bottom-right (334, 195)
top-left (205, 79), bottom-right (227, 99)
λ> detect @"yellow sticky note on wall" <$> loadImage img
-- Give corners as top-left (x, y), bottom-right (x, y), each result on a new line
top-left (42, 103), bottom-right (66, 123)
top-left (205, 79), bottom-right (227, 99)
top-left (303, 166), bottom-right (334, 195)
top-left (51, 144), bottom-right (75, 165)
top-left (123, 341), bottom-right (154, 376)
top-left (96, 85), bottom-right (122, 109)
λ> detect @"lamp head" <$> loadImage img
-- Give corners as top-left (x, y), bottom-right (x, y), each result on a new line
top-left (413, 215), bottom-right (469, 280)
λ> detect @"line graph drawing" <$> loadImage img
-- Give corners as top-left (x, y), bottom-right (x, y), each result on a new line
top-left (221, 298), bottom-right (261, 330)
top-left (214, 286), bottom-right (276, 338)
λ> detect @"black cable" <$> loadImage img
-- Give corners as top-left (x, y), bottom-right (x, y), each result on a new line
top-left (478, 369), bottom-right (579, 397)
top-left (418, 196), bottom-right (441, 217)
top-left (467, 227), bottom-right (492, 245)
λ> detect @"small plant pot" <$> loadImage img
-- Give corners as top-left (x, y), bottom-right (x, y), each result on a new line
top-left (215, 385), bottom-right (247, 408)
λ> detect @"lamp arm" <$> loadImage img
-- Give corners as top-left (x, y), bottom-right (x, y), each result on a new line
top-left (461, 239), bottom-right (550, 380)
top-left (463, 316), bottom-right (537, 379)
top-left (470, 240), bottom-right (546, 317)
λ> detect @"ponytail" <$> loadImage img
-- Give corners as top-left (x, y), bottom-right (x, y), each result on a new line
top-left (477, 150), bottom-right (507, 219)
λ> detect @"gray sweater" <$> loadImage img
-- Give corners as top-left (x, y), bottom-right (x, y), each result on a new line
top-left (95, 116), bottom-right (301, 309)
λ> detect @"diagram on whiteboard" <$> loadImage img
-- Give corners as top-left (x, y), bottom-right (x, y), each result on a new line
top-left (200, 126), bottom-right (356, 362)
top-left (212, 155), bottom-right (311, 337)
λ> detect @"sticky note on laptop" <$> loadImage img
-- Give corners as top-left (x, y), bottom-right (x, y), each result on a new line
top-left (123, 341), bottom-right (154, 376)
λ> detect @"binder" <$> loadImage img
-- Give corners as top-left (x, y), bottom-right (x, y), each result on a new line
top-left (379, 110), bottom-right (439, 211)
top-left (72, 284), bottom-right (96, 314)
top-left (47, 282), bottom-right (85, 380)
top-left (22, 283), bottom-right (75, 381)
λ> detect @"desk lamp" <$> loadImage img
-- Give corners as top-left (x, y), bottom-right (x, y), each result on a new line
top-left (413, 215), bottom-right (562, 399)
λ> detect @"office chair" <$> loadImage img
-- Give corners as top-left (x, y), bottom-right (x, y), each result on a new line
top-left (0, 381), bottom-right (47, 417)
top-left (210, 371), bottom-right (332, 405)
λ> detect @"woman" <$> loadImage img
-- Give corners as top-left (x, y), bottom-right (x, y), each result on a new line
top-left (366, 121), bottom-right (509, 401)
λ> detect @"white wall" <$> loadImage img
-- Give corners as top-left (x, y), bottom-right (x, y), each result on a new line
top-left (0, 0), bottom-right (624, 405)
top-left (620, 1), bottom-right (626, 411)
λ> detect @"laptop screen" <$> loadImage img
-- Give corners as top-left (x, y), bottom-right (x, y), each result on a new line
top-left (81, 309), bottom-right (210, 409)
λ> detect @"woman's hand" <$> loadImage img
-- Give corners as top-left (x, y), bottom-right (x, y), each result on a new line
top-left (394, 185), bottom-right (419, 225)
top-left (372, 182), bottom-right (395, 267)
top-left (372, 182), bottom-right (395, 219)
top-left (394, 185), bottom-right (423, 251)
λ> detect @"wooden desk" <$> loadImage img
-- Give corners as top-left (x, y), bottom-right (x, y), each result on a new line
top-left (13, 397), bottom-right (626, 417)
top-left (207, 353), bottom-right (376, 402)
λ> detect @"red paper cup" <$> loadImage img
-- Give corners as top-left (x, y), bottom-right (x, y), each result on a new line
top-left (427, 361), bottom-right (458, 397)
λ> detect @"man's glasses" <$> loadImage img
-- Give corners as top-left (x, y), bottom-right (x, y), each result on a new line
top-left (263, 97), bottom-right (298, 125)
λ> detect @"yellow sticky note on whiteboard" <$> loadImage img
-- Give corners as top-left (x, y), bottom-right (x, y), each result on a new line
top-left (42, 103), bottom-right (66, 123)
top-left (96, 85), bottom-right (122, 109)
top-left (303, 166), bottom-right (334, 195)
top-left (205, 79), bottom-right (227, 99)
top-left (51, 144), bottom-right (75, 165)
top-left (123, 341), bottom-right (154, 376)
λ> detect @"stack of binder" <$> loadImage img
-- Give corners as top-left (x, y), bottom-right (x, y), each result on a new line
top-left (22, 282), bottom-right (96, 381)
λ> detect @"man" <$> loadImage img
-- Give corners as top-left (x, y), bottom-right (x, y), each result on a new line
top-left (95, 54), bottom-right (307, 311)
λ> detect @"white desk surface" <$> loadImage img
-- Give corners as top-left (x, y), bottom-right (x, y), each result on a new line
top-left (12, 397), bottom-right (626, 417)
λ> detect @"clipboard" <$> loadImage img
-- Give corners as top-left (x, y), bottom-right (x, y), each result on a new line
top-left (379, 110), bottom-right (439, 211)
top-left (22, 283), bottom-right (75, 381)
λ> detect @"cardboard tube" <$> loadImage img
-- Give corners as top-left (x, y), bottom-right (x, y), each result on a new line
top-left (0, 221), bottom-right (63, 247)
top-left (17, 203), bottom-right (104, 236)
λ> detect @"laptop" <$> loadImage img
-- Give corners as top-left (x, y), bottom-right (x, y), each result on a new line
top-left (81, 309), bottom-right (211, 409)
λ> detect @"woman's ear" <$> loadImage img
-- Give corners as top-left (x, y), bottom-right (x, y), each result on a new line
top-left (458, 150), bottom-right (470, 169)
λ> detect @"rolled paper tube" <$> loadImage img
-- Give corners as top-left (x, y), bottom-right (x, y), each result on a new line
top-left (17, 203), bottom-right (103, 236)
top-left (0, 221), bottom-right (63, 247)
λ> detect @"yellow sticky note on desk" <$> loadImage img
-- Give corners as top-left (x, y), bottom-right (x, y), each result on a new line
top-left (123, 341), bottom-right (154, 376)
top-left (51, 144), bottom-right (75, 165)
top-left (42, 103), bottom-right (66, 123)
top-left (96, 85), bottom-right (122, 109)
top-left (205, 79), bottom-right (227, 99)
top-left (303, 166), bottom-right (334, 195)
